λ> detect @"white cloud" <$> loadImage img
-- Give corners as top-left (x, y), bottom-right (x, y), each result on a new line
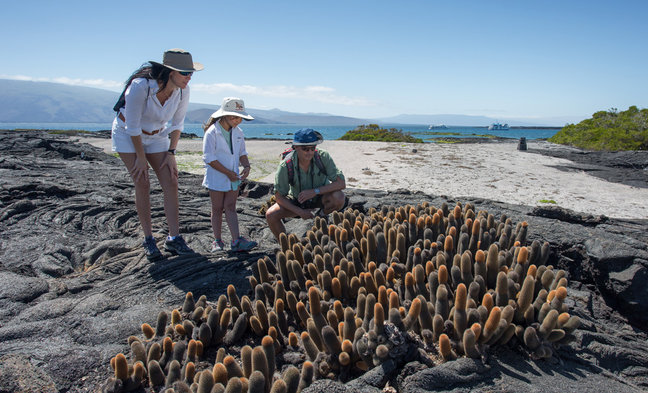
top-left (1, 74), bottom-right (377, 109)
top-left (0, 74), bottom-right (122, 90)
top-left (192, 82), bottom-right (374, 107)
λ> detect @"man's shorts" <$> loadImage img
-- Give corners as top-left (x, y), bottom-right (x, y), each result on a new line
top-left (286, 195), bottom-right (323, 210)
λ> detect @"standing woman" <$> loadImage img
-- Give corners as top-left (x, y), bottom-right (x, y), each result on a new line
top-left (112, 48), bottom-right (203, 260)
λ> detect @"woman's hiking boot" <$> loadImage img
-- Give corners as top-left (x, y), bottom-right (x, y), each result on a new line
top-left (231, 236), bottom-right (257, 252)
top-left (211, 239), bottom-right (226, 252)
top-left (143, 236), bottom-right (162, 261)
top-left (164, 235), bottom-right (194, 255)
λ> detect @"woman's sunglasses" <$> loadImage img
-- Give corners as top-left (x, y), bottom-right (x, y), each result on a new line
top-left (179, 71), bottom-right (193, 76)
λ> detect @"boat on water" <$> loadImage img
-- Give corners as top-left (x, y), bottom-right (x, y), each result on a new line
top-left (488, 122), bottom-right (509, 130)
top-left (429, 124), bottom-right (448, 129)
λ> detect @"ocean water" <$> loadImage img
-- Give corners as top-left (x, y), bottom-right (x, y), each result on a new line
top-left (0, 122), bottom-right (561, 142)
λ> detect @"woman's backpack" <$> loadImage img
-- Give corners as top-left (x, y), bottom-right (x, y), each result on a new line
top-left (112, 64), bottom-right (153, 112)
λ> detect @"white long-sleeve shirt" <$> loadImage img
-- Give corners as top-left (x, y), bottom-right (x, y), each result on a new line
top-left (202, 123), bottom-right (248, 191)
top-left (115, 78), bottom-right (189, 137)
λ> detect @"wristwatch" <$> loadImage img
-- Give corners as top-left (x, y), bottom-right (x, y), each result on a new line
top-left (168, 149), bottom-right (176, 155)
top-left (314, 188), bottom-right (320, 195)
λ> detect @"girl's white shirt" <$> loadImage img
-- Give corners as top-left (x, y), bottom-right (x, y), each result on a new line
top-left (202, 122), bottom-right (248, 191)
top-left (115, 78), bottom-right (189, 137)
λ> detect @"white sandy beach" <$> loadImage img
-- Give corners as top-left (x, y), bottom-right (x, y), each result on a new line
top-left (82, 137), bottom-right (648, 220)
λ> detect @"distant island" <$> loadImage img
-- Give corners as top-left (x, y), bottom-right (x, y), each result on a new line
top-left (549, 106), bottom-right (647, 150)
top-left (338, 124), bottom-right (423, 143)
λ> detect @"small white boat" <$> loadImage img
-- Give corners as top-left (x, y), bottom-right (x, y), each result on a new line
top-left (488, 122), bottom-right (509, 130)
top-left (429, 124), bottom-right (448, 129)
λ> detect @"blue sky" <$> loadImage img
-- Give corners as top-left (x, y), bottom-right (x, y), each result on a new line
top-left (1, 0), bottom-right (646, 124)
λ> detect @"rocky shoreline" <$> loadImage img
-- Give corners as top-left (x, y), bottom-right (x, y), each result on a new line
top-left (0, 130), bottom-right (647, 392)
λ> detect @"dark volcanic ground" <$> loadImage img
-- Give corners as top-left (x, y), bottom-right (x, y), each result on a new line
top-left (0, 130), bottom-right (647, 392)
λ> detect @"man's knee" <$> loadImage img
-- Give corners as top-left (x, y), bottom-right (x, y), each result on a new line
top-left (265, 203), bottom-right (280, 222)
top-left (323, 191), bottom-right (346, 211)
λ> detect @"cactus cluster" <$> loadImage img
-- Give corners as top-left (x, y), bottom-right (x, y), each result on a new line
top-left (102, 201), bottom-right (579, 392)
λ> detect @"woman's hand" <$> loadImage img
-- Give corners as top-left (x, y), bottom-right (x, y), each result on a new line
top-left (240, 166), bottom-right (250, 181)
top-left (130, 156), bottom-right (149, 182)
top-left (160, 151), bottom-right (178, 179)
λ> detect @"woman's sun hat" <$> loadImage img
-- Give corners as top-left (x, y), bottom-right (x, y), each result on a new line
top-left (292, 128), bottom-right (324, 145)
top-left (210, 97), bottom-right (254, 120)
top-left (150, 48), bottom-right (204, 72)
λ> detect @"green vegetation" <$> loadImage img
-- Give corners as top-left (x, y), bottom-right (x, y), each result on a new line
top-left (426, 138), bottom-right (459, 144)
top-left (339, 124), bottom-right (423, 143)
top-left (538, 199), bottom-right (557, 204)
top-left (549, 106), bottom-right (648, 150)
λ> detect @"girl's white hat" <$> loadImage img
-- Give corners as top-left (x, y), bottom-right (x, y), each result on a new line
top-left (210, 97), bottom-right (254, 120)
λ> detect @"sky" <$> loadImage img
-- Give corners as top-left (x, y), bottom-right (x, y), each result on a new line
top-left (1, 0), bottom-right (647, 125)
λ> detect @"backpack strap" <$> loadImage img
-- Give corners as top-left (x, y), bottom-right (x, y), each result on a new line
top-left (113, 79), bottom-right (151, 112)
top-left (312, 150), bottom-right (327, 177)
top-left (282, 150), bottom-right (296, 186)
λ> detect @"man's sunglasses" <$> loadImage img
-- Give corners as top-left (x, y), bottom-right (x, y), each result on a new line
top-left (299, 146), bottom-right (316, 152)
top-left (179, 71), bottom-right (193, 76)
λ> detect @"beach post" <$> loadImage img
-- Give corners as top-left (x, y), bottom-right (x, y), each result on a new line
top-left (518, 137), bottom-right (527, 151)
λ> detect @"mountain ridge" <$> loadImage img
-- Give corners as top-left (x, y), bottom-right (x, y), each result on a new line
top-left (0, 79), bottom-right (569, 126)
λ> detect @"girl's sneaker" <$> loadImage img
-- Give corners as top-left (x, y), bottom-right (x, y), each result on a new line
top-left (211, 239), bottom-right (225, 252)
top-left (231, 237), bottom-right (257, 252)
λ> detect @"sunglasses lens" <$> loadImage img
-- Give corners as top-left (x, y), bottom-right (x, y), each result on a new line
top-left (179, 71), bottom-right (193, 76)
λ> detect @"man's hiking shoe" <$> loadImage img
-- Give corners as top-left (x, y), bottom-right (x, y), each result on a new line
top-left (211, 239), bottom-right (226, 252)
top-left (164, 235), bottom-right (194, 255)
top-left (231, 237), bottom-right (257, 252)
top-left (143, 236), bottom-right (162, 261)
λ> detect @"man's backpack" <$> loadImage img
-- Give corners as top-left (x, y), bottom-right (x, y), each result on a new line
top-left (281, 147), bottom-right (327, 186)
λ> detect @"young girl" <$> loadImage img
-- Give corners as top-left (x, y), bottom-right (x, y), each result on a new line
top-left (202, 97), bottom-right (258, 252)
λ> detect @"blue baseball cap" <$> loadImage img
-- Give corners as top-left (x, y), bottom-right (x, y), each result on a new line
top-left (293, 128), bottom-right (323, 146)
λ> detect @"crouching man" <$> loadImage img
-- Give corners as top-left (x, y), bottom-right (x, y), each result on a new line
top-left (265, 129), bottom-right (347, 241)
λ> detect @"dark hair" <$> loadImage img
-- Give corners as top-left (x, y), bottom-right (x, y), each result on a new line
top-left (112, 62), bottom-right (172, 111)
top-left (203, 117), bottom-right (219, 132)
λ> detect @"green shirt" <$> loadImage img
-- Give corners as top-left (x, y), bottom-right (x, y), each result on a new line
top-left (274, 148), bottom-right (344, 197)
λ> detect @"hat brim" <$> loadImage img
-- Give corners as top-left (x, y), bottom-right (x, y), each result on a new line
top-left (210, 109), bottom-right (254, 121)
top-left (293, 130), bottom-right (324, 145)
top-left (150, 61), bottom-right (204, 72)
top-left (292, 138), bottom-right (323, 146)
